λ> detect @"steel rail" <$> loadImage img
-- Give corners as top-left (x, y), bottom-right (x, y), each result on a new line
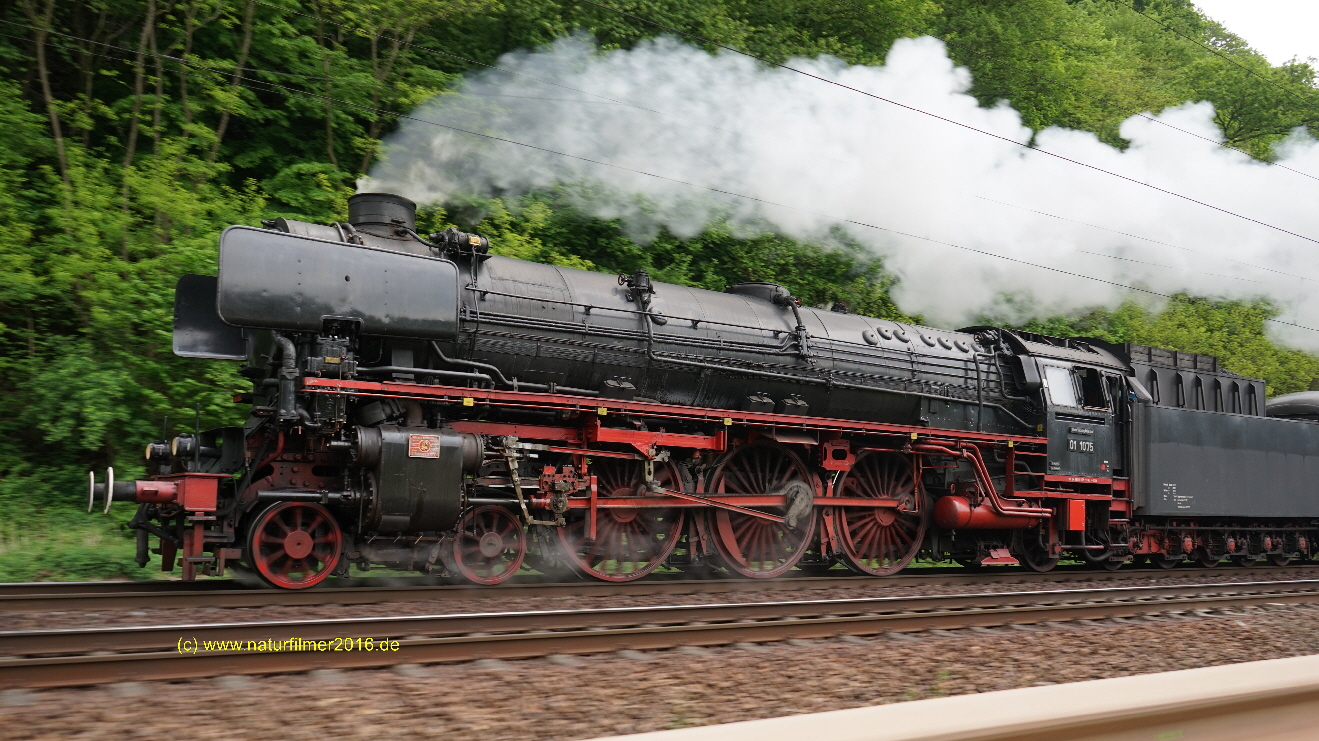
top-left (6, 565), bottom-right (1319, 613)
top-left (2, 579), bottom-right (1318, 689)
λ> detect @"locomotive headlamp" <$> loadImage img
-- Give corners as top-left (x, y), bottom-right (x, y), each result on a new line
top-left (170, 434), bottom-right (218, 458)
top-left (145, 442), bottom-right (171, 462)
top-left (170, 435), bottom-right (188, 458)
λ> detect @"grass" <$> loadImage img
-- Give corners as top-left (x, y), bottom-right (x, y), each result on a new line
top-left (0, 503), bottom-right (148, 582)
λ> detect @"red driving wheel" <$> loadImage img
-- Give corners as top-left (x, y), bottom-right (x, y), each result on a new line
top-left (557, 459), bottom-right (686, 582)
top-left (706, 441), bottom-right (818, 578)
top-left (246, 502), bottom-right (342, 589)
top-left (452, 506), bottom-right (526, 585)
top-left (832, 452), bottom-right (928, 576)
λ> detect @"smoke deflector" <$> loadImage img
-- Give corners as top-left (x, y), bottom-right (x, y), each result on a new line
top-left (215, 225), bottom-right (460, 339)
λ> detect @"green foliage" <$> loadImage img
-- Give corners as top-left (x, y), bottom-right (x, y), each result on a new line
top-left (2, 0), bottom-right (1318, 579)
top-left (1008, 296), bottom-right (1319, 395)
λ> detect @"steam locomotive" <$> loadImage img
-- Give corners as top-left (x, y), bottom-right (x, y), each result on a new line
top-left (89, 193), bottom-right (1319, 588)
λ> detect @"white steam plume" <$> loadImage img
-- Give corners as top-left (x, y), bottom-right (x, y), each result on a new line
top-left (363, 35), bottom-right (1319, 346)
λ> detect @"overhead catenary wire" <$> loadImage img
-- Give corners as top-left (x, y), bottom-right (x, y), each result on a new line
top-left (21, 24), bottom-right (1318, 335)
top-left (11, 22), bottom-right (1317, 334)
top-left (1111, 0), bottom-right (1317, 106)
top-left (112, 7), bottom-right (1317, 286)
top-left (831, 0), bottom-right (1319, 184)
top-left (573, 0), bottom-right (1319, 250)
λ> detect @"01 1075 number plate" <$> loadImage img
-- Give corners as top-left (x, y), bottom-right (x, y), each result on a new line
top-left (1067, 439), bottom-right (1095, 453)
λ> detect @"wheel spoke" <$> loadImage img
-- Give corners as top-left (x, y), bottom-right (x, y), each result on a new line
top-left (834, 453), bottom-right (926, 576)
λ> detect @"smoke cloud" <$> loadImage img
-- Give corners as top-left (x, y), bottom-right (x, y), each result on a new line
top-left (363, 35), bottom-right (1319, 346)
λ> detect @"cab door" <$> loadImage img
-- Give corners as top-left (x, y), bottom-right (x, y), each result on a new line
top-left (1040, 364), bottom-right (1115, 478)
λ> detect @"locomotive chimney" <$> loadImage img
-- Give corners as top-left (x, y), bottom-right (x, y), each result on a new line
top-left (347, 192), bottom-right (417, 236)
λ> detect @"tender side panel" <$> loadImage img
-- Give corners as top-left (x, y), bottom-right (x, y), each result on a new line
top-left (1136, 404), bottom-right (1319, 517)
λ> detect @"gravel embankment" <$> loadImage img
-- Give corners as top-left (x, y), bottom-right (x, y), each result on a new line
top-left (1, 603), bottom-right (1315, 740)
top-left (8, 569), bottom-right (1315, 630)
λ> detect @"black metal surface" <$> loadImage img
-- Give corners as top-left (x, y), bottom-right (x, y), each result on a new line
top-left (1136, 404), bottom-right (1319, 517)
top-left (216, 226), bottom-right (460, 339)
top-left (448, 255), bottom-right (1043, 433)
top-left (370, 426), bottom-right (470, 532)
top-left (171, 274), bottom-right (246, 360)
top-left (1267, 391), bottom-right (1319, 421)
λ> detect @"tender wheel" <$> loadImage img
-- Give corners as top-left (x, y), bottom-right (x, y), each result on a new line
top-left (1153, 555), bottom-right (1181, 569)
top-left (556, 459), bottom-right (686, 582)
top-left (1194, 547), bottom-right (1221, 568)
top-left (831, 452), bottom-right (927, 576)
top-left (1014, 527), bottom-right (1059, 573)
top-left (1268, 554), bottom-right (1292, 567)
top-left (1099, 557), bottom-right (1124, 571)
top-left (706, 441), bottom-right (818, 578)
top-left (246, 502), bottom-right (342, 590)
top-left (452, 506), bottom-right (526, 585)
top-left (1231, 555), bottom-right (1259, 568)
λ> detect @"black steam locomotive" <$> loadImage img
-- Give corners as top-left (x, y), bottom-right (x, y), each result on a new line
top-left (90, 193), bottom-right (1319, 588)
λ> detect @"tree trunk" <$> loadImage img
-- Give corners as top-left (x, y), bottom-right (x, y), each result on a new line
top-left (21, 0), bottom-right (71, 195)
top-left (209, 0), bottom-right (257, 164)
top-left (123, 0), bottom-right (157, 170)
top-left (315, 5), bottom-right (339, 169)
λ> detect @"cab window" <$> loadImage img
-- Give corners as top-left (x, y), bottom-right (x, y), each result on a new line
top-left (1043, 365), bottom-right (1078, 407)
top-left (1076, 367), bottom-right (1110, 410)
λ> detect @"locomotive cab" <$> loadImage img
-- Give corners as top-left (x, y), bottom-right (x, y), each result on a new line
top-left (1040, 363), bottom-right (1118, 480)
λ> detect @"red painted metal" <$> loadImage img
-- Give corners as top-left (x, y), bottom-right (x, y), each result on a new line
top-left (1044, 475), bottom-right (1112, 485)
top-left (246, 502), bottom-right (342, 589)
top-left (934, 497), bottom-right (1037, 529)
top-left (584, 417), bottom-right (726, 453)
top-left (555, 459), bottom-right (685, 582)
top-left (447, 421), bottom-right (581, 442)
top-left (133, 474), bottom-right (226, 510)
top-left (452, 506), bottom-right (526, 585)
top-left (1065, 499), bottom-right (1087, 531)
top-left (133, 480), bottom-right (178, 503)
top-left (831, 452), bottom-right (927, 576)
top-left (980, 548), bottom-right (1020, 565)
top-left (915, 442), bottom-right (1051, 521)
top-left (705, 441), bottom-right (817, 577)
top-left (819, 438), bottom-right (855, 472)
top-left (301, 378), bottom-right (1045, 445)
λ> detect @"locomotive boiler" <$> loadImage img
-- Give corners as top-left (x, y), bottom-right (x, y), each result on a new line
top-left (89, 193), bottom-right (1319, 588)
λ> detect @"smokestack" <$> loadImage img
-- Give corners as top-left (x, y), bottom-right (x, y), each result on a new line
top-left (347, 192), bottom-right (417, 236)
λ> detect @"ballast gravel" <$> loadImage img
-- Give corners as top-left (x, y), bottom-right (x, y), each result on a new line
top-left (3, 603), bottom-right (1319, 740)
top-left (8, 567), bottom-right (1319, 630)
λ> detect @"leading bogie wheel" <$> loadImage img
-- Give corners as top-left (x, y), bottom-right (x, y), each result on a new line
top-left (831, 452), bottom-right (927, 576)
top-left (557, 459), bottom-right (687, 582)
top-left (246, 502), bottom-right (342, 590)
top-left (453, 506), bottom-right (527, 585)
top-left (706, 440), bottom-right (818, 578)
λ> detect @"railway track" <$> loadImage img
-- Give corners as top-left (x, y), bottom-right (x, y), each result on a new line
top-left (3, 578), bottom-right (1318, 690)
top-left (7, 564), bottom-right (1319, 613)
